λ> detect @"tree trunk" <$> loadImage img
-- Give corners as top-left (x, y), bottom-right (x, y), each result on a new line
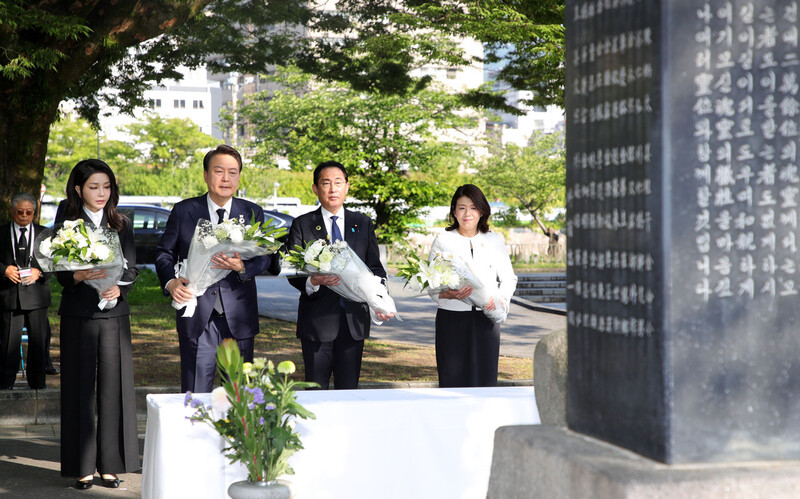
top-left (0, 79), bottom-right (60, 221)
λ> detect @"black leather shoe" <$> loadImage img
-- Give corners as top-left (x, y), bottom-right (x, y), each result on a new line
top-left (45, 365), bottom-right (60, 375)
top-left (75, 478), bottom-right (93, 490)
top-left (101, 474), bottom-right (120, 488)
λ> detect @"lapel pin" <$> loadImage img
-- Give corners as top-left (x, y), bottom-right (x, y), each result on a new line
top-left (315, 225), bottom-right (322, 231)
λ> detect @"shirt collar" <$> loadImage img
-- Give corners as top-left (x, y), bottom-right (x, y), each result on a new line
top-left (320, 206), bottom-right (343, 220)
top-left (82, 205), bottom-right (104, 228)
top-left (207, 194), bottom-right (233, 221)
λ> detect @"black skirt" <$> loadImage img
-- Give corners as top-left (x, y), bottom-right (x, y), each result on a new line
top-left (435, 308), bottom-right (500, 388)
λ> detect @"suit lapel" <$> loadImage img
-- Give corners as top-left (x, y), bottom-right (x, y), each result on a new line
top-left (344, 209), bottom-right (359, 243)
top-left (310, 209), bottom-right (327, 241)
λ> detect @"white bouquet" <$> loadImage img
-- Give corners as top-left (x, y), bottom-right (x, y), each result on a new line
top-left (35, 219), bottom-right (126, 310)
top-left (174, 216), bottom-right (287, 317)
top-left (401, 248), bottom-right (508, 323)
top-left (395, 251), bottom-right (465, 295)
top-left (284, 239), bottom-right (396, 324)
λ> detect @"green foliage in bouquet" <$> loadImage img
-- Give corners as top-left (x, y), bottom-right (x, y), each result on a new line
top-left (185, 340), bottom-right (318, 482)
top-left (39, 219), bottom-right (116, 266)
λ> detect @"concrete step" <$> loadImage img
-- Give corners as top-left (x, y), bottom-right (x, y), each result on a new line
top-left (516, 281), bottom-right (567, 289)
top-left (516, 289), bottom-right (566, 298)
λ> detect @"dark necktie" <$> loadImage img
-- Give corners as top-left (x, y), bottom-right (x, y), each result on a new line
top-left (330, 216), bottom-right (345, 308)
top-left (214, 208), bottom-right (226, 314)
top-left (17, 227), bottom-right (28, 267)
top-left (330, 215), bottom-right (342, 242)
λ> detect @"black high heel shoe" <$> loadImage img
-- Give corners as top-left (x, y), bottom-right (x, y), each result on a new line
top-left (101, 474), bottom-right (120, 488)
top-left (75, 476), bottom-right (93, 490)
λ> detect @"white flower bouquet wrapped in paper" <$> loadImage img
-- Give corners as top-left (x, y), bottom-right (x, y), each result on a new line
top-left (284, 239), bottom-right (396, 324)
top-left (174, 216), bottom-right (287, 317)
top-left (400, 248), bottom-right (508, 323)
top-left (395, 251), bottom-right (465, 295)
top-left (35, 219), bottom-right (126, 310)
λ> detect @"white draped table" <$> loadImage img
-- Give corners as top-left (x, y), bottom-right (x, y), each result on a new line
top-left (142, 386), bottom-right (539, 499)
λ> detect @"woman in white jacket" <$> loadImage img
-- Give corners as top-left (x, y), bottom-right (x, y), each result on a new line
top-left (429, 185), bottom-right (517, 387)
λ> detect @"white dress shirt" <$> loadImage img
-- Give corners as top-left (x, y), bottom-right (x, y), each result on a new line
top-left (206, 195), bottom-right (233, 223)
top-left (11, 222), bottom-right (33, 267)
top-left (428, 230), bottom-right (518, 313)
top-left (83, 205), bottom-right (104, 228)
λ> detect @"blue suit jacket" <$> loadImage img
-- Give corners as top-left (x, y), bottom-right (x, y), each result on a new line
top-left (287, 207), bottom-right (386, 342)
top-left (155, 194), bottom-right (270, 340)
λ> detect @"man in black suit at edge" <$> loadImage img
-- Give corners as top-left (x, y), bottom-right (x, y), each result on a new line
top-left (287, 161), bottom-right (393, 389)
top-left (0, 192), bottom-right (51, 389)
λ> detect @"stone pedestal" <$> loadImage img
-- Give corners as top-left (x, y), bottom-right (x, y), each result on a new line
top-left (487, 425), bottom-right (800, 499)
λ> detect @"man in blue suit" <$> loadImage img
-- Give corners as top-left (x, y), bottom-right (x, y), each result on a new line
top-left (155, 145), bottom-right (272, 393)
top-left (287, 161), bottom-right (393, 389)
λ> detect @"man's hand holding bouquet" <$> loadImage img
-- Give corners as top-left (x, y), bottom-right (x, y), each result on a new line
top-left (284, 239), bottom-right (396, 324)
top-left (35, 219), bottom-right (127, 310)
top-left (172, 215), bottom-right (287, 317)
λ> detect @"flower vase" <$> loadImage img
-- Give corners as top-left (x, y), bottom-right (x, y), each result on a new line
top-left (227, 479), bottom-right (291, 499)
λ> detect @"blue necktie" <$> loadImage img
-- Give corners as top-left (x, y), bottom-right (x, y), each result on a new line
top-left (330, 216), bottom-right (345, 308)
top-left (330, 215), bottom-right (342, 242)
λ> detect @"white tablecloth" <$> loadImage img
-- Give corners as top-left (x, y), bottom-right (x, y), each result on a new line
top-left (142, 386), bottom-right (539, 499)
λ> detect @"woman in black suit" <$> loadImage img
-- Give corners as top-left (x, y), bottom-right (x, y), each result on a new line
top-left (56, 159), bottom-right (139, 490)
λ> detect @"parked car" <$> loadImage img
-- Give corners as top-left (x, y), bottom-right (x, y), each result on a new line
top-left (263, 210), bottom-right (294, 232)
top-left (117, 204), bottom-right (172, 265)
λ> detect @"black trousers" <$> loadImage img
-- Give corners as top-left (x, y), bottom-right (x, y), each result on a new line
top-left (435, 308), bottom-right (500, 388)
top-left (60, 315), bottom-right (139, 477)
top-left (178, 311), bottom-right (254, 393)
top-left (0, 307), bottom-right (48, 389)
top-left (301, 312), bottom-right (364, 390)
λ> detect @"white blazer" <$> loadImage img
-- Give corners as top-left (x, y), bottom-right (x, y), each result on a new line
top-left (428, 230), bottom-right (517, 313)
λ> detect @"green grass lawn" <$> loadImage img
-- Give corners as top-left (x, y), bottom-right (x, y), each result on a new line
top-left (45, 269), bottom-right (532, 388)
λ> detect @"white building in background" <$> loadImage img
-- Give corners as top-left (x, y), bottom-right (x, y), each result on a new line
top-left (98, 66), bottom-right (228, 142)
top-left (484, 51), bottom-right (565, 147)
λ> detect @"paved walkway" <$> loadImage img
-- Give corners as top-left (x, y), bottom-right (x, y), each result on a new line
top-left (256, 275), bottom-right (566, 360)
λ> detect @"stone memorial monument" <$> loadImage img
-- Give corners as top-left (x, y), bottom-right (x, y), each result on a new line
top-left (488, 0), bottom-right (800, 496)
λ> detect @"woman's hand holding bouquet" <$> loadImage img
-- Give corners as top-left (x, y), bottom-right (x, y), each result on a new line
top-left (284, 239), bottom-right (396, 324)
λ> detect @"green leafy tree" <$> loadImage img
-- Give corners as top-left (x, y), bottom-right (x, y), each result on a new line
top-left (226, 68), bottom-right (475, 243)
top-left (1, 0), bottom-right (562, 217)
top-left (479, 131), bottom-right (566, 245)
top-left (45, 115), bottom-right (137, 198)
top-left (123, 114), bottom-right (217, 174)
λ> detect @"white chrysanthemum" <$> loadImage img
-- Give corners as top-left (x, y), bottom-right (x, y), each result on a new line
top-left (201, 235), bottom-right (219, 249)
top-left (39, 238), bottom-right (53, 258)
top-left (229, 226), bottom-right (244, 243)
top-left (210, 386), bottom-right (232, 419)
top-left (89, 243), bottom-right (111, 261)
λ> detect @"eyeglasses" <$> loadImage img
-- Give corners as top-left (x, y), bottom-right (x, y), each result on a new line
top-left (319, 180), bottom-right (347, 189)
top-left (15, 210), bottom-right (34, 216)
